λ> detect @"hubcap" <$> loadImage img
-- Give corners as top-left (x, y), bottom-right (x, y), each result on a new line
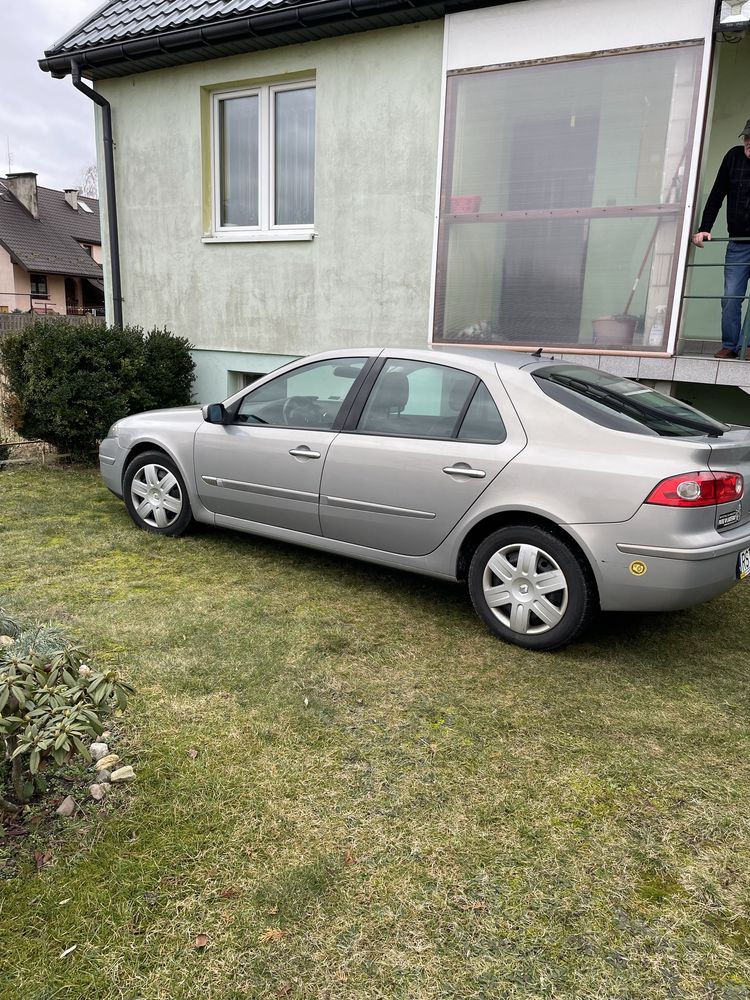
top-left (482, 543), bottom-right (568, 635)
top-left (130, 463), bottom-right (182, 529)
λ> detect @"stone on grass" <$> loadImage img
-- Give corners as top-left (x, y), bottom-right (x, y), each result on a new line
top-left (89, 783), bottom-right (110, 801)
top-left (56, 796), bottom-right (76, 817)
top-left (97, 769), bottom-right (111, 783)
top-left (110, 766), bottom-right (135, 783)
top-left (89, 742), bottom-right (109, 761)
top-left (0, 635), bottom-right (13, 647)
top-left (95, 753), bottom-right (120, 771)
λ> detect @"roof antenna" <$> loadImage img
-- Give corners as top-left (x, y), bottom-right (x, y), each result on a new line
top-left (531, 347), bottom-right (543, 358)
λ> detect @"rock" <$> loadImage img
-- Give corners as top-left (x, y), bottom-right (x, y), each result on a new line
top-left (101, 731), bottom-right (111, 740)
top-left (110, 766), bottom-right (135, 783)
top-left (89, 742), bottom-right (109, 761)
top-left (0, 635), bottom-right (13, 647)
top-left (97, 769), bottom-right (111, 783)
top-left (56, 796), bottom-right (76, 817)
top-left (89, 783), bottom-right (109, 801)
top-left (95, 753), bottom-right (120, 771)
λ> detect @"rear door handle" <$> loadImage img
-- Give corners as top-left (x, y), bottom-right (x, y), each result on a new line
top-left (443, 464), bottom-right (486, 479)
top-left (289, 447), bottom-right (321, 459)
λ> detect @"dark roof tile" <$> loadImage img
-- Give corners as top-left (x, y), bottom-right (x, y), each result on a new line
top-left (0, 181), bottom-right (103, 279)
top-left (52, 0), bottom-right (294, 52)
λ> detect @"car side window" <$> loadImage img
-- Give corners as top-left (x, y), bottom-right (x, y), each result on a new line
top-left (357, 360), bottom-right (477, 438)
top-left (457, 383), bottom-right (507, 443)
top-left (235, 358), bottom-right (367, 429)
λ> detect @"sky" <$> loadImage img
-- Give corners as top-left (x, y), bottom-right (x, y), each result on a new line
top-left (1, 0), bottom-right (105, 192)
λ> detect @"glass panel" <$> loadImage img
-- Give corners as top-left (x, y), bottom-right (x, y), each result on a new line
top-left (236, 358), bottom-right (365, 429)
top-left (219, 95), bottom-right (259, 227)
top-left (436, 44), bottom-right (702, 350)
top-left (440, 216), bottom-right (679, 349)
top-left (457, 383), bottom-right (506, 443)
top-left (534, 365), bottom-right (728, 437)
top-left (275, 88), bottom-right (315, 226)
top-left (358, 360), bottom-right (475, 438)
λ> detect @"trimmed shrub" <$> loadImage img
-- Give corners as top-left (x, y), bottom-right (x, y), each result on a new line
top-left (142, 328), bottom-right (196, 410)
top-left (0, 318), bottom-right (195, 459)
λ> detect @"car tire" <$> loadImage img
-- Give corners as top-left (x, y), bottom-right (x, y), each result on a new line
top-left (468, 525), bottom-right (596, 651)
top-left (123, 450), bottom-right (193, 537)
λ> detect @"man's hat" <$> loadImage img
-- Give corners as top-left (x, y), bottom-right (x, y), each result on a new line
top-left (740, 118), bottom-right (750, 137)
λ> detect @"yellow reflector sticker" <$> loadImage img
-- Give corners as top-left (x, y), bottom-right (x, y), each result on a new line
top-left (629, 561), bottom-right (648, 576)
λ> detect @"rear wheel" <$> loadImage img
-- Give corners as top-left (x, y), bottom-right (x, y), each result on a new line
top-left (468, 525), bottom-right (596, 650)
top-left (123, 450), bottom-right (193, 537)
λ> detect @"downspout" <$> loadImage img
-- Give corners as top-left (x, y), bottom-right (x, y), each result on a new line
top-left (70, 60), bottom-right (123, 328)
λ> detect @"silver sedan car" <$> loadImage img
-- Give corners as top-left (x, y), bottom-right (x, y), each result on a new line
top-left (99, 347), bottom-right (750, 650)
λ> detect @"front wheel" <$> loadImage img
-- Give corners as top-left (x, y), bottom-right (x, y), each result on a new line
top-left (123, 450), bottom-right (193, 537)
top-left (468, 525), bottom-right (596, 651)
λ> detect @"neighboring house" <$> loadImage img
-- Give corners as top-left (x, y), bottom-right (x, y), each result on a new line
top-left (0, 173), bottom-right (104, 316)
top-left (38, 0), bottom-right (750, 420)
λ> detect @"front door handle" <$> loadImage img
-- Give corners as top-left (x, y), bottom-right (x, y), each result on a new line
top-left (443, 464), bottom-right (486, 479)
top-left (289, 447), bottom-right (321, 459)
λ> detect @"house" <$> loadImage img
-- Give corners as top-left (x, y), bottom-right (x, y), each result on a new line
top-left (0, 173), bottom-right (105, 316)
top-left (38, 0), bottom-right (750, 421)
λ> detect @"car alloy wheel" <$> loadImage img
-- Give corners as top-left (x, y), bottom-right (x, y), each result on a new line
top-left (123, 450), bottom-right (193, 536)
top-left (468, 525), bottom-right (596, 650)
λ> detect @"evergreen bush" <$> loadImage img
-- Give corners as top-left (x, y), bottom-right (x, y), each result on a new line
top-left (0, 318), bottom-right (195, 459)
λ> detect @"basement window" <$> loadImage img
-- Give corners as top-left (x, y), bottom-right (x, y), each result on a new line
top-left (207, 80), bottom-right (316, 243)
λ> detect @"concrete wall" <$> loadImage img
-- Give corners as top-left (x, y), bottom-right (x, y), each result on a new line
top-left (96, 21), bottom-right (444, 387)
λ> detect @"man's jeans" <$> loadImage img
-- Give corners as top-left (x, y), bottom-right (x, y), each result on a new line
top-left (721, 239), bottom-right (750, 353)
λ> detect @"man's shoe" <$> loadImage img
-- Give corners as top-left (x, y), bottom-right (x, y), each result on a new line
top-left (714, 347), bottom-right (738, 359)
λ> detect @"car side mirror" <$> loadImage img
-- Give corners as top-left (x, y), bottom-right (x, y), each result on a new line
top-left (203, 402), bottom-right (228, 425)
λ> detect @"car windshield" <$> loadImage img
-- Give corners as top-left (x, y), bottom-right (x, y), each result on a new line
top-left (533, 365), bottom-right (728, 438)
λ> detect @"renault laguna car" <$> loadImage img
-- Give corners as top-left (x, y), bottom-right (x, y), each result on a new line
top-left (99, 347), bottom-right (750, 650)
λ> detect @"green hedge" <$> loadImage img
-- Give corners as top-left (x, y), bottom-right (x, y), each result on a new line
top-left (0, 319), bottom-right (195, 459)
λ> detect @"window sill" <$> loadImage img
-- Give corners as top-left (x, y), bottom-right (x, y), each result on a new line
top-left (202, 231), bottom-right (316, 244)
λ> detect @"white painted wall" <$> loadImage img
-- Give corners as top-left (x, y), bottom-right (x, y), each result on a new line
top-left (445, 0), bottom-right (715, 70)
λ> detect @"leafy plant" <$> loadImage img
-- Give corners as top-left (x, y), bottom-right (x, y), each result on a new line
top-left (0, 610), bottom-right (134, 813)
top-left (0, 318), bottom-right (195, 459)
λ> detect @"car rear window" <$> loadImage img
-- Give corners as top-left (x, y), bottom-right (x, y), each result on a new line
top-left (533, 365), bottom-right (728, 438)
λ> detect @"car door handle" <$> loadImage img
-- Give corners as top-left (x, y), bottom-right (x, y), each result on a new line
top-left (289, 447), bottom-right (321, 459)
top-left (443, 464), bottom-right (486, 479)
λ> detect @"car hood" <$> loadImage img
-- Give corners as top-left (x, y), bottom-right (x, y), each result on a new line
top-left (118, 405), bottom-right (204, 429)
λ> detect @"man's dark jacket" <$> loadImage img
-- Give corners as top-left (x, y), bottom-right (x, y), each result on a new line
top-left (699, 146), bottom-right (750, 237)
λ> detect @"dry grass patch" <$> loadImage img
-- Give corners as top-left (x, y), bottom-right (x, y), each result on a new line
top-left (1, 466), bottom-right (750, 999)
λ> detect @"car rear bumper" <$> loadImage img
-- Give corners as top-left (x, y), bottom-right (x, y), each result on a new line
top-left (576, 523), bottom-right (750, 612)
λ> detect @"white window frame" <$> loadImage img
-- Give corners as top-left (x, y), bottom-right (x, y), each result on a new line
top-left (206, 80), bottom-right (316, 244)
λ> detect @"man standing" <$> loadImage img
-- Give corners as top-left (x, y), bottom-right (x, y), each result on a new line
top-left (692, 119), bottom-right (750, 359)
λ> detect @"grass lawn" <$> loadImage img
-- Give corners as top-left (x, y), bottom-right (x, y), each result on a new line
top-left (1, 466), bottom-right (750, 999)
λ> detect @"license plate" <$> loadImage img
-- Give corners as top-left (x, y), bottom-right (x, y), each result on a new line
top-left (739, 547), bottom-right (750, 580)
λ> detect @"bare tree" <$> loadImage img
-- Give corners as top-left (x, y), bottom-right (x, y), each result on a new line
top-left (79, 164), bottom-right (98, 198)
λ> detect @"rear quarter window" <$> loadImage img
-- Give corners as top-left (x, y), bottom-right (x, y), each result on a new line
top-left (533, 365), bottom-right (728, 438)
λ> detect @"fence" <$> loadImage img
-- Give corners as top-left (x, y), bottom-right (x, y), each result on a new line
top-left (0, 312), bottom-right (105, 333)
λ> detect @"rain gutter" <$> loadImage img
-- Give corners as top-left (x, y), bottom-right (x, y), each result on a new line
top-left (39, 1), bottom-right (503, 79)
top-left (70, 60), bottom-right (123, 328)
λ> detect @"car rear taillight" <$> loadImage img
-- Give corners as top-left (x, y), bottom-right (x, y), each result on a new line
top-left (645, 471), bottom-right (744, 507)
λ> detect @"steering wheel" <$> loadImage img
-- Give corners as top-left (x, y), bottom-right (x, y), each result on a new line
top-left (282, 395), bottom-right (322, 427)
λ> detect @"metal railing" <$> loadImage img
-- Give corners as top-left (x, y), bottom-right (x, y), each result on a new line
top-left (683, 237), bottom-right (750, 361)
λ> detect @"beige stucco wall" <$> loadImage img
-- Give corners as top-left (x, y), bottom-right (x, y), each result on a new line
top-left (0, 247), bottom-right (17, 312)
top-left (96, 22), bottom-right (444, 357)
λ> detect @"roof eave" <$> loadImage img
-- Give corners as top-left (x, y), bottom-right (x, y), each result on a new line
top-left (39, 0), bottom-right (502, 80)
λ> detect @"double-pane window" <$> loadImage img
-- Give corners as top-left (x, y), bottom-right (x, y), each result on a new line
top-left (214, 82), bottom-right (315, 234)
